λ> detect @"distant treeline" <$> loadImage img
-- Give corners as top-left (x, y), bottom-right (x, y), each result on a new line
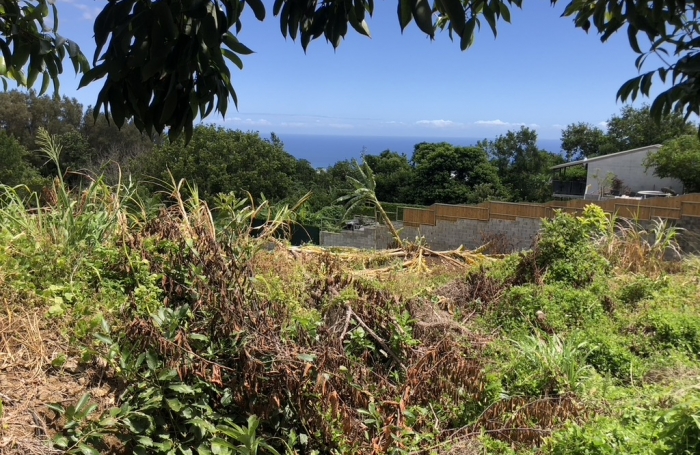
top-left (0, 90), bottom-right (695, 227)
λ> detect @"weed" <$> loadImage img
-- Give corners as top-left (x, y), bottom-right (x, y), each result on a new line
top-left (502, 332), bottom-right (594, 396)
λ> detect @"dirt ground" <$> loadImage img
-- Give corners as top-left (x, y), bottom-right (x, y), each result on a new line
top-left (0, 303), bottom-right (116, 454)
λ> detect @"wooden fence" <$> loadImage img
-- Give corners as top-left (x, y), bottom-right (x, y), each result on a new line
top-left (402, 194), bottom-right (700, 227)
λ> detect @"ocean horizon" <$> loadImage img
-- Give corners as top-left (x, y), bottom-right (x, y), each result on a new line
top-left (275, 133), bottom-right (562, 168)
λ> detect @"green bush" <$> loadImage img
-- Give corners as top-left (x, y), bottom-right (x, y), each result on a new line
top-left (617, 276), bottom-right (667, 307)
top-left (656, 392), bottom-right (700, 455)
top-left (493, 284), bottom-right (604, 333)
top-left (570, 327), bottom-right (642, 381)
top-left (518, 208), bottom-right (610, 287)
top-left (500, 332), bottom-right (594, 396)
top-left (546, 417), bottom-right (659, 455)
top-left (632, 309), bottom-right (700, 356)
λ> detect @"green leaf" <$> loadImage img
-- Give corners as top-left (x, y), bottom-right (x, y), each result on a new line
top-left (460, 17), bottom-right (476, 50)
top-left (211, 438), bottom-right (235, 455)
top-left (169, 383), bottom-right (196, 394)
top-left (51, 354), bottom-right (67, 368)
top-left (223, 33), bottom-right (254, 55)
top-left (137, 436), bottom-right (154, 447)
top-left (77, 443), bottom-right (101, 455)
top-left (297, 353), bottom-right (316, 362)
top-left (482, 4), bottom-right (498, 37)
top-left (440, 0), bottom-right (466, 35)
top-left (74, 395), bottom-right (92, 415)
top-left (53, 435), bottom-right (69, 448)
top-left (398, 0), bottom-right (413, 31)
top-left (627, 25), bottom-right (642, 54)
top-left (95, 333), bottom-right (113, 345)
top-left (166, 398), bottom-right (184, 412)
top-left (245, 0), bottom-right (266, 21)
top-left (146, 350), bottom-right (159, 371)
top-left (98, 416), bottom-right (118, 427)
top-left (499, 1), bottom-right (511, 23)
top-left (158, 369), bottom-right (179, 381)
top-left (411, 0), bottom-right (434, 37)
top-left (47, 403), bottom-right (65, 415)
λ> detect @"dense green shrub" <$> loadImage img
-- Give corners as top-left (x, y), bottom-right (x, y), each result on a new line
top-left (570, 327), bottom-right (641, 381)
top-left (516, 207), bottom-right (610, 287)
top-left (546, 417), bottom-right (659, 455)
top-left (632, 308), bottom-right (700, 356)
top-left (617, 276), bottom-right (667, 306)
top-left (493, 284), bottom-right (604, 333)
top-left (499, 332), bottom-right (594, 396)
top-left (656, 392), bottom-right (700, 455)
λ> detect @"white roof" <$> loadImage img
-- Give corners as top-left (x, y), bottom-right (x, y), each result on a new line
top-left (551, 144), bottom-right (662, 170)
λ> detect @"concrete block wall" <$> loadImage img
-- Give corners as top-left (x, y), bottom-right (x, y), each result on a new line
top-left (320, 217), bottom-right (543, 252)
top-left (320, 227), bottom-right (381, 250)
top-left (399, 217), bottom-right (542, 252)
top-left (667, 217), bottom-right (700, 254)
top-left (319, 214), bottom-right (700, 255)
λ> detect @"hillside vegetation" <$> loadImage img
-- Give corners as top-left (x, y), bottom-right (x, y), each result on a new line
top-left (1, 134), bottom-right (700, 455)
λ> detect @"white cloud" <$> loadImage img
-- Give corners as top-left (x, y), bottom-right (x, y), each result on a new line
top-left (416, 119), bottom-right (460, 128)
top-left (475, 119), bottom-right (509, 126)
top-left (68, 2), bottom-right (101, 20)
top-left (328, 123), bottom-right (353, 129)
top-left (475, 119), bottom-right (539, 129)
top-left (225, 117), bottom-right (271, 126)
top-left (597, 121), bottom-right (608, 129)
top-left (280, 122), bottom-right (306, 127)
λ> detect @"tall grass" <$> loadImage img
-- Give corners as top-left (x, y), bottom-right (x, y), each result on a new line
top-left (0, 128), bottom-right (136, 249)
top-left (509, 333), bottom-right (594, 395)
top-left (589, 208), bottom-right (682, 275)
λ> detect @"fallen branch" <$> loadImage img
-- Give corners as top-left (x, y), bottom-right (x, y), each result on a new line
top-left (348, 307), bottom-right (406, 371)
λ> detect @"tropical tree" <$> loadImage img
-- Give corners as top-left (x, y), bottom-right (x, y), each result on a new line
top-left (131, 125), bottom-right (307, 202)
top-left (364, 150), bottom-right (414, 203)
top-left (0, 131), bottom-right (45, 190)
top-left (644, 135), bottom-right (700, 193)
top-left (337, 159), bottom-right (403, 248)
top-left (411, 142), bottom-right (506, 205)
top-left (605, 105), bottom-right (695, 152)
top-left (2, 0), bottom-right (700, 141)
top-left (481, 127), bottom-right (564, 202)
top-left (560, 122), bottom-right (612, 160)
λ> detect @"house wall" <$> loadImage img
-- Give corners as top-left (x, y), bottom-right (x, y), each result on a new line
top-left (585, 146), bottom-right (683, 197)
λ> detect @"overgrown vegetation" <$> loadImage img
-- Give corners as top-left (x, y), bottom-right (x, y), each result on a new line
top-left (1, 131), bottom-right (699, 454)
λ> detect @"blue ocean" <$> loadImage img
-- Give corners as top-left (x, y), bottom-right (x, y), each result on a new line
top-left (276, 134), bottom-right (562, 168)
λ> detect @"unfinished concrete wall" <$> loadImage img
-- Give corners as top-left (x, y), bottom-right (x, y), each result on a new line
top-left (320, 217), bottom-right (542, 252)
top-left (399, 217), bottom-right (542, 252)
top-left (319, 215), bottom-right (700, 255)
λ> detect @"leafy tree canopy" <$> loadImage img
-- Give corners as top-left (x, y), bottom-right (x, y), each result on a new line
top-left (480, 126), bottom-right (564, 202)
top-left (363, 150), bottom-right (413, 203)
top-left (560, 105), bottom-right (695, 161)
top-left (606, 105), bottom-right (695, 151)
top-left (131, 125), bottom-right (313, 202)
top-left (411, 142), bottom-right (506, 205)
top-left (0, 131), bottom-right (45, 190)
top-left (560, 122), bottom-right (612, 161)
top-left (2, 0), bottom-right (700, 142)
top-left (644, 135), bottom-right (700, 193)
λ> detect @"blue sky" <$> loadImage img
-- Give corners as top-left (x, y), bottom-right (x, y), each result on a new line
top-left (54, 0), bottom-right (664, 140)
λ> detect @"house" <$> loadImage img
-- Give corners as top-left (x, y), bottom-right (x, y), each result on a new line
top-left (551, 145), bottom-right (683, 200)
